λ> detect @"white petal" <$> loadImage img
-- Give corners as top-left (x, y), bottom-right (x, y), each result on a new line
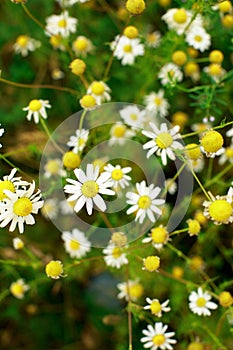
top-left (74, 196), bottom-right (86, 213)
top-left (93, 194), bottom-right (106, 212)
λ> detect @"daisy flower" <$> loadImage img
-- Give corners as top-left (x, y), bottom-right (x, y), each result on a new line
top-left (0, 181), bottom-right (44, 234)
top-left (13, 35), bottom-right (41, 57)
top-left (189, 287), bottom-right (218, 316)
top-left (117, 279), bottom-right (144, 301)
top-left (67, 128), bottom-right (89, 153)
top-left (141, 322), bottom-right (177, 350)
top-left (0, 168), bottom-right (26, 201)
top-left (162, 8), bottom-right (193, 35)
top-left (144, 90), bottom-right (170, 117)
top-left (22, 99), bottom-right (51, 124)
top-left (61, 228), bottom-right (91, 258)
top-left (120, 105), bottom-right (146, 129)
top-left (142, 225), bottom-right (169, 250)
top-left (203, 188), bottom-right (233, 225)
top-left (142, 122), bottom-right (183, 165)
top-left (185, 27), bottom-right (211, 52)
top-left (109, 122), bottom-right (135, 146)
top-left (44, 158), bottom-right (66, 178)
top-left (64, 164), bottom-right (115, 215)
top-left (87, 81), bottom-right (111, 105)
top-left (103, 164), bottom-right (132, 190)
top-left (103, 242), bottom-right (128, 269)
top-left (144, 298), bottom-right (171, 317)
top-left (0, 123), bottom-right (4, 148)
top-left (10, 279), bottom-right (30, 299)
top-left (45, 260), bottom-right (64, 279)
top-left (111, 35), bottom-right (144, 66)
top-left (126, 180), bottom-right (165, 224)
top-left (146, 31), bottom-right (162, 48)
top-left (13, 237), bottom-right (24, 250)
top-left (203, 63), bottom-right (226, 82)
top-left (158, 63), bottom-right (183, 86)
top-left (45, 11), bottom-right (77, 38)
top-left (72, 35), bottom-right (94, 57)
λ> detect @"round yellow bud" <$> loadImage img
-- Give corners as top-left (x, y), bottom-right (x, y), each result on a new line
top-left (172, 266), bottom-right (184, 279)
top-left (50, 35), bottom-right (63, 49)
top-left (157, 0), bottom-right (171, 7)
top-left (187, 47), bottom-right (199, 58)
top-left (218, 1), bottom-right (232, 13)
top-left (143, 256), bottom-right (160, 272)
top-left (209, 199), bottom-right (232, 223)
top-left (172, 111), bottom-right (188, 130)
top-left (189, 256), bottom-right (204, 271)
top-left (126, 0), bottom-right (146, 15)
top-left (185, 143), bottom-right (201, 160)
top-left (80, 95), bottom-right (96, 110)
top-left (172, 50), bottom-right (187, 66)
top-left (194, 210), bottom-right (208, 225)
top-left (184, 62), bottom-right (199, 76)
top-left (111, 232), bottom-right (127, 246)
top-left (123, 25), bottom-right (138, 38)
top-left (187, 219), bottom-right (201, 236)
top-left (69, 59), bottom-right (86, 76)
top-left (208, 63), bottom-right (222, 76)
top-left (200, 130), bottom-right (224, 154)
top-left (209, 50), bottom-right (224, 63)
top-left (45, 260), bottom-right (63, 279)
top-left (63, 151), bottom-right (81, 169)
top-left (222, 14), bottom-right (233, 28)
top-left (173, 9), bottom-right (187, 24)
top-left (187, 342), bottom-right (204, 350)
top-left (219, 291), bottom-right (233, 307)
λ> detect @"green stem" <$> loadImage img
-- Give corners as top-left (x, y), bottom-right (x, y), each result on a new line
top-left (40, 118), bottom-right (64, 154)
top-left (0, 259), bottom-right (40, 268)
top-left (167, 243), bottom-right (190, 263)
top-left (200, 325), bottom-right (228, 350)
top-left (170, 228), bottom-right (189, 236)
top-left (0, 154), bottom-right (29, 178)
top-left (21, 4), bottom-right (45, 30)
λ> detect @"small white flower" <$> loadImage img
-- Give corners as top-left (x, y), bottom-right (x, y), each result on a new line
top-left (112, 35), bottom-right (144, 65)
top-left (144, 90), bottom-right (170, 117)
top-left (87, 81), bottom-right (111, 105)
top-left (44, 158), bottom-right (66, 178)
top-left (13, 237), bottom-right (24, 250)
top-left (191, 158), bottom-right (205, 173)
top-left (0, 181), bottom-right (44, 234)
top-left (203, 64), bottom-right (226, 82)
top-left (142, 225), bottom-right (170, 250)
top-left (41, 198), bottom-right (59, 220)
top-left (0, 168), bottom-right (27, 201)
top-left (109, 122), bottom-right (135, 146)
top-left (126, 180), bottom-right (165, 224)
top-left (72, 35), bottom-right (94, 56)
top-left (64, 164), bottom-right (115, 215)
top-left (120, 105), bottom-right (146, 129)
top-left (0, 123), bottom-right (4, 148)
top-left (218, 144), bottom-right (233, 165)
top-left (141, 322), bottom-right (177, 350)
top-left (164, 178), bottom-right (177, 195)
top-left (61, 228), bottom-right (91, 258)
top-left (146, 31), bottom-right (162, 48)
top-left (103, 242), bottom-right (128, 269)
top-left (13, 35), bottom-right (41, 57)
top-left (162, 8), bottom-right (193, 35)
top-left (45, 11), bottom-right (77, 37)
top-left (158, 63), bottom-right (183, 86)
top-left (117, 279), bottom-right (143, 301)
top-left (144, 298), bottom-right (171, 317)
top-left (142, 122), bottom-right (183, 165)
top-left (10, 279), bottom-right (30, 299)
top-left (23, 99), bottom-right (51, 124)
top-left (185, 27), bottom-right (211, 52)
top-left (67, 128), bottom-right (89, 153)
top-left (103, 164), bottom-right (132, 190)
top-left (203, 188), bottom-right (233, 225)
top-left (189, 287), bottom-right (218, 316)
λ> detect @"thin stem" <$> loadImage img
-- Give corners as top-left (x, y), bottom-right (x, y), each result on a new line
top-left (21, 3), bottom-right (45, 30)
top-left (167, 243), bottom-right (191, 263)
top-left (40, 118), bottom-right (64, 154)
top-left (191, 169), bottom-right (211, 200)
top-left (182, 120), bottom-right (233, 139)
top-left (78, 110), bottom-right (87, 132)
top-left (99, 211), bottom-right (114, 232)
top-left (0, 154), bottom-right (29, 179)
top-left (170, 228), bottom-right (189, 237)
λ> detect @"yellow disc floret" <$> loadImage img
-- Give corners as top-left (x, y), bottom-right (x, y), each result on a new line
top-left (112, 247), bottom-right (122, 258)
top-left (152, 334), bottom-right (165, 346)
top-left (187, 219), bottom-right (201, 236)
top-left (209, 50), bottom-right (224, 63)
top-left (138, 195), bottom-right (151, 209)
top-left (221, 14), bottom-right (233, 28)
top-left (80, 95), bottom-right (96, 109)
top-left (171, 111), bottom-right (188, 130)
top-left (13, 198), bottom-right (33, 216)
top-left (218, 1), bottom-right (232, 12)
top-left (0, 181), bottom-right (15, 200)
top-left (45, 260), bottom-right (63, 279)
top-left (156, 132), bottom-right (173, 149)
top-left (128, 282), bottom-right (144, 299)
top-left (69, 239), bottom-right (80, 251)
top-left (172, 50), bottom-right (187, 66)
top-left (208, 199), bottom-right (232, 223)
top-left (200, 130), bottom-right (224, 154)
top-left (63, 151), bottom-right (81, 169)
top-left (29, 99), bottom-right (42, 112)
top-left (111, 232), bottom-right (127, 246)
top-left (184, 62), bottom-right (199, 75)
top-left (187, 342), bottom-right (204, 350)
top-left (126, 0), bottom-right (146, 15)
top-left (196, 297), bottom-right (206, 307)
top-left (111, 169), bottom-right (123, 181)
top-left (16, 35), bottom-right (29, 47)
top-left (185, 143), bottom-right (201, 160)
top-left (173, 9), bottom-right (187, 24)
top-left (143, 256), bottom-right (160, 272)
top-left (208, 63), bottom-right (222, 76)
top-left (123, 25), bottom-right (138, 39)
top-left (112, 124), bottom-right (126, 137)
top-left (73, 37), bottom-right (88, 51)
top-left (69, 59), bottom-right (86, 76)
top-left (150, 300), bottom-right (162, 314)
top-left (91, 82), bottom-right (105, 95)
top-left (219, 291), bottom-right (233, 307)
top-left (151, 226), bottom-right (168, 244)
top-left (81, 180), bottom-right (99, 198)
top-left (10, 282), bottom-right (24, 298)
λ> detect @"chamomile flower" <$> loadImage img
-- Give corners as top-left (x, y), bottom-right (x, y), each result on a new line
top-left (64, 164), bottom-right (115, 215)
top-left (23, 99), bottom-right (51, 124)
top-left (158, 63), bottom-right (183, 86)
top-left (142, 122), bottom-right (183, 165)
top-left (185, 27), bottom-right (211, 52)
top-left (45, 11), bottom-right (77, 38)
top-left (0, 181), bottom-right (44, 234)
top-left (117, 279), bottom-right (144, 301)
top-left (13, 237), bottom-right (24, 250)
top-left (45, 260), bottom-right (64, 279)
top-left (103, 242), bottom-right (128, 269)
top-left (72, 35), bottom-right (94, 57)
top-left (200, 130), bottom-right (224, 158)
top-left (189, 287), bottom-right (218, 316)
top-left (87, 81), bottom-right (111, 105)
top-left (67, 128), bottom-right (89, 153)
top-left (141, 322), bottom-right (177, 350)
top-left (218, 144), bottom-right (233, 164)
top-left (126, 180), bottom-right (165, 224)
top-left (0, 123), bottom-right (4, 148)
top-left (13, 35), bottom-right (41, 57)
top-left (103, 164), bottom-right (132, 190)
top-left (191, 158), bottom-right (205, 173)
top-left (164, 178), bottom-right (177, 195)
top-left (61, 228), bottom-right (91, 258)
top-left (203, 188), bottom-right (233, 225)
top-left (162, 8), bottom-right (193, 35)
top-left (60, 199), bottom-right (75, 215)
top-left (146, 31), bottom-right (162, 48)
top-left (44, 158), bottom-right (66, 178)
top-left (109, 122), bottom-right (135, 146)
top-left (144, 298), bottom-right (171, 317)
top-left (120, 105), bottom-right (146, 129)
top-left (10, 279), bottom-right (30, 299)
top-left (111, 35), bottom-right (144, 66)
top-left (203, 63), bottom-right (226, 82)
top-left (142, 225), bottom-right (169, 250)
top-left (144, 90), bottom-right (170, 117)
top-left (0, 168), bottom-right (26, 201)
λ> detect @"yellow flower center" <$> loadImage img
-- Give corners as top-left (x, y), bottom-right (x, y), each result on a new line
top-left (111, 169), bottom-right (123, 181)
top-left (201, 130), bottom-right (224, 153)
top-left (112, 247), bottom-right (122, 258)
top-left (151, 227), bottom-right (168, 244)
top-left (147, 33), bottom-right (158, 43)
top-left (221, 14), bottom-right (233, 28)
top-left (123, 44), bottom-right (132, 53)
top-left (81, 180), bottom-right (99, 198)
top-left (172, 266), bottom-right (184, 279)
top-left (74, 38), bottom-right (88, 51)
top-left (219, 1), bottom-right (232, 12)
top-left (196, 297), bottom-right (206, 307)
top-left (209, 63), bottom-right (221, 76)
top-left (187, 342), bottom-right (204, 350)
top-left (128, 283), bottom-right (144, 299)
top-left (150, 300), bottom-right (162, 314)
top-left (45, 261), bottom-right (63, 278)
top-left (209, 50), bottom-right (224, 63)
top-left (156, 132), bottom-right (173, 149)
top-left (208, 200), bottom-right (232, 223)
top-left (194, 35), bottom-right (202, 42)
top-left (11, 283), bottom-right (24, 297)
top-left (69, 239), bottom-right (80, 251)
top-left (144, 256), bottom-right (160, 272)
top-left (16, 35), bottom-right (29, 47)
top-left (13, 198), bottom-right (33, 216)
top-left (70, 59), bottom-right (86, 76)
top-left (126, 0), bottom-right (146, 15)
top-left (190, 256), bottom-right (204, 270)
top-left (154, 97), bottom-right (162, 106)
top-left (29, 99), bottom-right (42, 112)
top-left (123, 25), bottom-right (138, 39)
top-left (50, 34), bottom-right (62, 48)
top-left (112, 125), bottom-right (126, 138)
top-left (45, 160), bottom-right (60, 175)
top-left (225, 147), bottom-right (233, 158)
top-left (80, 95), bottom-right (96, 109)
top-left (184, 62), bottom-right (199, 75)
top-left (138, 195), bottom-right (151, 209)
top-left (130, 113), bottom-right (138, 121)
top-left (91, 82), bottom-right (105, 95)
top-left (219, 291), bottom-right (233, 308)
top-left (0, 180), bottom-right (15, 200)
top-left (173, 9), bottom-right (187, 24)
top-left (58, 19), bottom-right (67, 28)
top-left (187, 219), bottom-right (201, 235)
top-left (63, 151), bottom-right (81, 169)
top-left (111, 232), bottom-right (127, 246)
top-left (152, 334), bottom-right (166, 346)
top-left (186, 143), bottom-right (201, 160)
top-left (172, 50), bottom-right (187, 66)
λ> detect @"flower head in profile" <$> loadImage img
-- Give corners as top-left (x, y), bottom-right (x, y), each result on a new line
top-left (72, 35), bottom-right (94, 56)
top-left (142, 122), bottom-right (183, 165)
top-left (142, 225), bottom-right (170, 250)
top-left (13, 35), bottom-right (41, 57)
top-left (203, 188), bottom-right (233, 225)
top-left (45, 260), bottom-right (64, 279)
top-left (162, 8), bottom-right (193, 35)
top-left (141, 322), bottom-right (177, 350)
top-left (104, 164), bottom-right (132, 190)
top-left (144, 298), bottom-right (171, 317)
top-left (10, 279), bottom-right (30, 299)
top-left (189, 287), bottom-right (218, 316)
top-left (103, 242), bottom-right (128, 269)
top-left (117, 279), bottom-right (144, 301)
top-left (13, 237), bottom-right (24, 250)
top-left (64, 164), bottom-right (115, 215)
top-left (126, 180), bottom-right (165, 224)
top-left (146, 31), bottom-right (162, 48)
top-left (111, 35), bottom-right (144, 66)
top-left (87, 81), bottom-right (111, 105)
top-left (45, 11), bottom-right (77, 37)
top-left (23, 99), bottom-right (51, 124)
top-left (61, 228), bottom-right (91, 258)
